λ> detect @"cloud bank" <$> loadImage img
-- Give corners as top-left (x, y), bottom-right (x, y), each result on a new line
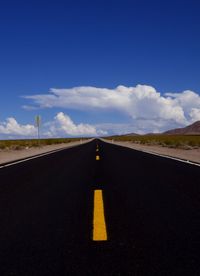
top-left (0, 113), bottom-right (105, 139)
top-left (24, 85), bottom-right (200, 133)
top-left (1, 84), bottom-right (200, 138)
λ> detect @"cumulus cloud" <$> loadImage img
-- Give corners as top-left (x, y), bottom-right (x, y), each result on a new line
top-left (165, 90), bottom-right (200, 117)
top-left (0, 113), bottom-right (106, 138)
top-left (46, 112), bottom-right (106, 137)
top-left (189, 108), bottom-right (200, 122)
top-left (0, 117), bottom-right (36, 137)
top-left (23, 84), bottom-right (200, 131)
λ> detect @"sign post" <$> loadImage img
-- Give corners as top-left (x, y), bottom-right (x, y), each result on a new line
top-left (35, 115), bottom-right (41, 146)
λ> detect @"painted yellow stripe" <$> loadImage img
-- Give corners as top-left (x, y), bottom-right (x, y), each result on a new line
top-left (96, 155), bottom-right (100, 160)
top-left (93, 190), bottom-right (107, 241)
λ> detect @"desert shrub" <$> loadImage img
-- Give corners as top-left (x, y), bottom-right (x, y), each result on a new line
top-left (0, 138), bottom-right (87, 150)
top-left (106, 135), bottom-right (200, 149)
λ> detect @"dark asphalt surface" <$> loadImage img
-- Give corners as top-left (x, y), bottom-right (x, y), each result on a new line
top-left (0, 139), bottom-right (200, 275)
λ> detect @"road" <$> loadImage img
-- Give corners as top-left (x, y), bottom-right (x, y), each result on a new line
top-left (0, 139), bottom-right (199, 275)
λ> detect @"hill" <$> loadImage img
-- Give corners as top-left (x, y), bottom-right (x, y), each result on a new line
top-left (164, 121), bottom-right (200, 135)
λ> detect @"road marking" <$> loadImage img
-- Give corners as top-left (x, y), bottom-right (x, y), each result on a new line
top-left (96, 155), bottom-right (100, 160)
top-left (93, 190), bottom-right (107, 241)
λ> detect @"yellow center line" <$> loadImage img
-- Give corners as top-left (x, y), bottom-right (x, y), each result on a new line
top-left (96, 155), bottom-right (100, 160)
top-left (93, 190), bottom-right (108, 241)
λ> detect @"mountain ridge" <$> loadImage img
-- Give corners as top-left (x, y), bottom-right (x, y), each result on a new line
top-left (164, 121), bottom-right (200, 135)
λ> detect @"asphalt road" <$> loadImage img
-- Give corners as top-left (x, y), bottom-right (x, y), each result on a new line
top-left (0, 139), bottom-right (200, 275)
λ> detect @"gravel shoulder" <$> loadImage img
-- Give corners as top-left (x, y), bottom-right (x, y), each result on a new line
top-left (0, 140), bottom-right (90, 165)
top-left (103, 140), bottom-right (200, 164)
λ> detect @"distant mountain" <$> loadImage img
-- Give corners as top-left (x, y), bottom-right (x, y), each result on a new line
top-left (105, 133), bottom-right (139, 137)
top-left (164, 121), bottom-right (200, 135)
top-left (124, 133), bottom-right (140, 136)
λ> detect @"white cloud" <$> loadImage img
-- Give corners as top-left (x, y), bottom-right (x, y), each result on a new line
top-left (165, 90), bottom-right (200, 117)
top-left (22, 105), bottom-right (39, 111)
top-left (0, 113), bottom-right (106, 138)
top-left (0, 117), bottom-right (36, 137)
top-left (95, 119), bottom-right (182, 135)
top-left (48, 112), bottom-right (106, 136)
top-left (23, 84), bottom-right (200, 132)
top-left (189, 108), bottom-right (200, 122)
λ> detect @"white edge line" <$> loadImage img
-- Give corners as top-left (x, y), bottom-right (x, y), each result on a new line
top-left (0, 140), bottom-right (92, 169)
top-left (102, 139), bottom-right (200, 167)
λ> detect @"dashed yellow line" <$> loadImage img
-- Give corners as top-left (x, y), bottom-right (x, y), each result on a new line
top-left (93, 190), bottom-right (107, 241)
top-left (96, 155), bottom-right (100, 160)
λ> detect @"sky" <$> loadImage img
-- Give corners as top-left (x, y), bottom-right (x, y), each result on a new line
top-left (0, 0), bottom-right (200, 138)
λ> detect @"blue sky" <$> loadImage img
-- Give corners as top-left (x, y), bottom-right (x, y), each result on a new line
top-left (0, 0), bottom-right (200, 138)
